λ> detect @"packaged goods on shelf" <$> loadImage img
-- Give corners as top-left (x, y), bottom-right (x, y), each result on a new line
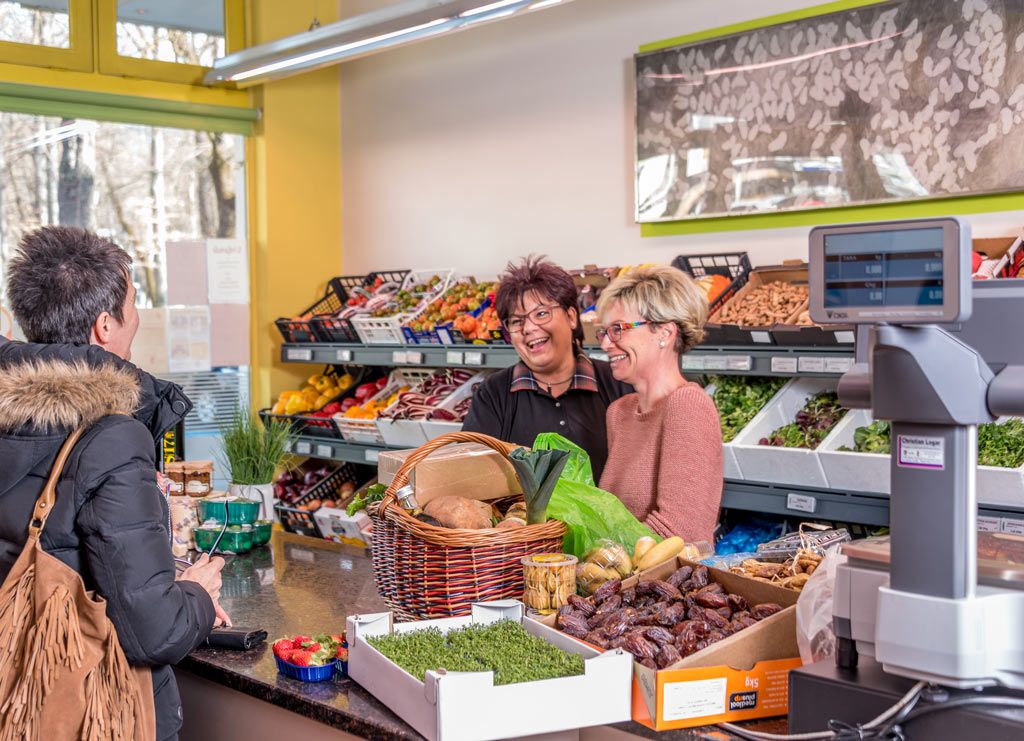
top-left (351, 269), bottom-right (454, 344)
top-left (334, 370), bottom-right (422, 444)
top-left (756, 527), bottom-right (850, 561)
top-left (543, 557), bottom-right (800, 731)
top-left (705, 376), bottom-right (787, 480)
top-left (731, 378), bottom-right (844, 488)
top-left (347, 601), bottom-right (632, 741)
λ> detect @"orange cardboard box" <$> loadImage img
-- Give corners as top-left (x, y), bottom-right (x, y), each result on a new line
top-left (542, 556), bottom-right (801, 731)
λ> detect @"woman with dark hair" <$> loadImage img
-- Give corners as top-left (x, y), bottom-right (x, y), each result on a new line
top-left (462, 256), bottom-right (630, 480)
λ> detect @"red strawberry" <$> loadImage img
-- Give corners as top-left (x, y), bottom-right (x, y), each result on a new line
top-left (288, 649), bottom-right (314, 667)
top-left (272, 639), bottom-right (293, 659)
top-left (331, 634), bottom-right (345, 645)
top-left (303, 641), bottom-right (322, 653)
top-left (291, 635), bottom-right (312, 649)
top-left (335, 646), bottom-right (348, 661)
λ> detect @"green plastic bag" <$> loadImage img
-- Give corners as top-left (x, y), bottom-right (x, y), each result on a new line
top-left (533, 433), bottom-right (657, 558)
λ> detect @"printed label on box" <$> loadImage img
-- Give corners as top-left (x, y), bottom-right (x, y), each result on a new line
top-left (728, 690), bottom-right (759, 711)
top-left (771, 356), bottom-right (798, 373)
top-left (1001, 518), bottom-right (1024, 535)
top-left (663, 677), bottom-right (727, 721)
top-left (897, 435), bottom-right (945, 470)
top-left (978, 516), bottom-right (1001, 532)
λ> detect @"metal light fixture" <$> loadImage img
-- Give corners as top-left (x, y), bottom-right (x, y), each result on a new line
top-left (204, 0), bottom-right (572, 87)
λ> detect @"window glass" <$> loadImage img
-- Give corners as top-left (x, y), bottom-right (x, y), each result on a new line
top-left (0, 112), bottom-right (243, 308)
top-left (0, 0), bottom-right (70, 48)
top-left (116, 0), bottom-right (224, 66)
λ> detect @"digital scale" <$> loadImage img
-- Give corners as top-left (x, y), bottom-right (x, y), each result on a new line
top-left (786, 218), bottom-right (1024, 738)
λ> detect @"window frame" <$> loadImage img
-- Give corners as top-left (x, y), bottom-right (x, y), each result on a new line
top-left (0, 0), bottom-right (93, 71)
top-left (96, 0), bottom-right (245, 85)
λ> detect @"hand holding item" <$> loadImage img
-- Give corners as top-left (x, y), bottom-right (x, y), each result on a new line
top-left (180, 553), bottom-right (231, 627)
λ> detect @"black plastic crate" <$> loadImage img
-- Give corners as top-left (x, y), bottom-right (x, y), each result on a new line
top-left (275, 463), bottom-right (364, 538)
top-left (310, 271), bottom-right (411, 343)
top-left (673, 252), bottom-right (752, 317)
top-left (274, 280), bottom-right (348, 344)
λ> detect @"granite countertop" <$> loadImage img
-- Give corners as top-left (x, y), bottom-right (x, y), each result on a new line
top-left (180, 531), bottom-right (786, 740)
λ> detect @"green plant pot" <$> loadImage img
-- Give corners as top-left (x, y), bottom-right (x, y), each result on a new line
top-left (196, 496), bottom-right (261, 526)
top-left (253, 520), bottom-right (273, 546)
top-left (194, 525), bottom-right (254, 554)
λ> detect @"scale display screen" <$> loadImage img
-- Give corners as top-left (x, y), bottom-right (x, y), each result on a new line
top-left (823, 228), bottom-right (944, 309)
top-left (808, 218), bottom-right (970, 325)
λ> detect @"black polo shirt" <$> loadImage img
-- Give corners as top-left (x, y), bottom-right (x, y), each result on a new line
top-left (462, 355), bottom-right (632, 482)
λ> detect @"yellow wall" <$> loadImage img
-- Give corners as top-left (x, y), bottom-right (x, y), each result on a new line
top-left (247, 0), bottom-right (343, 409)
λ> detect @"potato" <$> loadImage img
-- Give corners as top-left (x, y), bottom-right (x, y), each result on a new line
top-left (423, 495), bottom-right (493, 529)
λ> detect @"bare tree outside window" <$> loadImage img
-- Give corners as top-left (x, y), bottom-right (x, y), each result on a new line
top-left (0, 0), bottom-right (69, 48)
top-left (0, 113), bottom-right (244, 310)
top-left (116, 0), bottom-right (225, 67)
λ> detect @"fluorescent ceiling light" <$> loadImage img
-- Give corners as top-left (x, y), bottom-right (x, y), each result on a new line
top-left (459, 0), bottom-right (522, 18)
top-left (205, 0), bottom-right (575, 87)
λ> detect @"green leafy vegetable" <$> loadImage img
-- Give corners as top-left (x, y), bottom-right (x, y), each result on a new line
top-left (760, 392), bottom-right (845, 450)
top-left (508, 447), bottom-right (570, 524)
top-left (346, 482), bottom-right (387, 516)
top-left (709, 376), bottom-right (786, 442)
top-left (368, 620), bottom-right (584, 685)
top-left (839, 420), bottom-right (891, 454)
top-left (978, 419), bottom-right (1024, 468)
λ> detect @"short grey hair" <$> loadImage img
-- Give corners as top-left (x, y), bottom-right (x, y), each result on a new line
top-left (597, 265), bottom-right (708, 353)
top-left (7, 226), bottom-right (132, 344)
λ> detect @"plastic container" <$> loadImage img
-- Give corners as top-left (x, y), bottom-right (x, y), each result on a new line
top-left (196, 496), bottom-right (261, 526)
top-left (672, 251), bottom-right (752, 316)
top-left (274, 279), bottom-right (348, 344)
top-left (375, 368), bottom-right (439, 448)
top-left (731, 377), bottom-right (843, 488)
top-left (194, 524), bottom-right (253, 554)
top-left (521, 553), bottom-right (577, 614)
top-left (253, 520), bottom-right (273, 546)
top-left (310, 271), bottom-right (411, 343)
top-left (351, 269), bottom-right (454, 345)
top-left (274, 655), bottom-right (339, 682)
top-left (817, 409), bottom-right (891, 494)
top-left (704, 377), bottom-right (787, 482)
top-left (335, 369), bottom-right (427, 445)
top-left (419, 371), bottom-right (489, 441)
top-left (756, 528), bottom-right (850, 561)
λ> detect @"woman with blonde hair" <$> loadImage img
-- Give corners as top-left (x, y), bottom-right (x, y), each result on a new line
top-left (596, 266), bottom-right (723, 543)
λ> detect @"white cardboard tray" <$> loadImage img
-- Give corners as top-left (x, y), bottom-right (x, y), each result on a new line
top-left (419, 371), bottom-right (490, 441)
top-left (731, 377), bottom-right (843, 489)
top-left (705, 379), bottom-right (788, 482)
top-left (818, 409), bottom-right (890, 494)
top-left (347, 601), bottom-right (632, 741)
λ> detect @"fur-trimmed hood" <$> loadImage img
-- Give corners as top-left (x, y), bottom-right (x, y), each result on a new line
top-left (0, 358), bottom-right (141, 433)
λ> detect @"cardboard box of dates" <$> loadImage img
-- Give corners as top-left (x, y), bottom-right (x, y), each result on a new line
top-left (539, 556), bottom-right (800, 731)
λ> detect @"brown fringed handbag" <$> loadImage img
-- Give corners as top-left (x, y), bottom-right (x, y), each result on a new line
top-left (0, 429), bottom-right (155, 740)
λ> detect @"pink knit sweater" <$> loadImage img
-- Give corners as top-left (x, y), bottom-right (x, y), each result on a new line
top-left (598, 383), bottom-right (723, 543)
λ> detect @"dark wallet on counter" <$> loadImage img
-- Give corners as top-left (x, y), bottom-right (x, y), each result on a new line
top-left (204, 627), bottom-right (267, 650)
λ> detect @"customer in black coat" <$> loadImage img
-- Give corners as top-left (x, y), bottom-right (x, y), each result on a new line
top-left (0, 226), bottom-right (228, 741)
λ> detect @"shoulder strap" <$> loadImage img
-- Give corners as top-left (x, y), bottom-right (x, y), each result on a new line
top-left (27, 428), bottom-right (85, 541)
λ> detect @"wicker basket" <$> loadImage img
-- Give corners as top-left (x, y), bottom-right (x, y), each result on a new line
top-left (370, 431), bottom-right (567, 621)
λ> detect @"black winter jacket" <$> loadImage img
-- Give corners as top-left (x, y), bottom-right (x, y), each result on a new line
top-left (0, 340), bottom-right (213, 740)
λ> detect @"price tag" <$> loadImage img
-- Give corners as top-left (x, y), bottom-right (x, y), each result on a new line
top-left (681, 355), bottom-right (706, 371)
top-left (835, 330), bottom-right (856, 344)
top-left (726, 355), bottom-right (752, 371)
top-left (335, 349), bottom-right (353, 363)
top-left (703, 356), bottom-right (728, 371)
top-left (465, 351), bottom-right (484, 366)
top-left (364, 448), bottom-right (380, 463)
top-left (407, 351), bottom-right (424, 365)
top-left (446, 351), bottom-right (464, 365)
top-left (977, 516), bottom-right (1001, 532)
top-left (797, 356), bottom-right (826, 373)
top-left (391, 350), bottom-right (409, 364)
top-left (294, 441), bottom-right (312, 455)
top-left (750, 331), bottom-right (772, 344)
top-left (824, 357), bottom-right (854, 374)
top-left (771, 356), bottom-right (798, 373)
top-left (1001, 518), bottom-right (1024, 535)
top-left (286, 348), bottom-right (313, 362)
top-left (786, 493), bottom-right (817, 513)
top-left (315, 444), bottom-right (333, 459)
